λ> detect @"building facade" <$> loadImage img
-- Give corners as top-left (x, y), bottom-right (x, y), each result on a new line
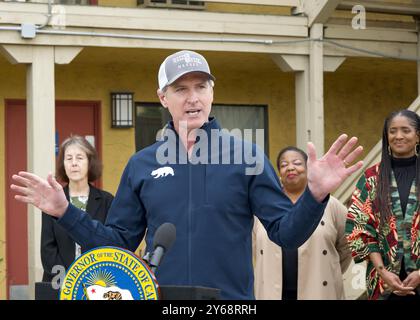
top-left (0, 0), bottom-right (419, 299)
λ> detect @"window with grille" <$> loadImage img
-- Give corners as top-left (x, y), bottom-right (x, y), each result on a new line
top-left (137, 0), bottom-right (205, 10)
top-left (135, 103), bottom-right (268, 153)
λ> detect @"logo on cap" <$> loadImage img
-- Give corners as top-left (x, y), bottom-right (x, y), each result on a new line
top-left (173, 52), bottom-right (203, 69)
top-left (158, 50), bottom-right (215, 90)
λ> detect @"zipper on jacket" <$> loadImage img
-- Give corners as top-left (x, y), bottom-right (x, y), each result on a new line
top-left (188, 159), bottom-right (192, 285)
top-left (204, 164), bottom-right (208, 204)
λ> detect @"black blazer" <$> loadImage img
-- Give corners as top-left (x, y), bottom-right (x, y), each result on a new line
top-left (41, 184), bottom-right (114, 282)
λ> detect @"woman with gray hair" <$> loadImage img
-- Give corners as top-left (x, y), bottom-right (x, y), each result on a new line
top-left (41, 135), bottom-right (113, 282)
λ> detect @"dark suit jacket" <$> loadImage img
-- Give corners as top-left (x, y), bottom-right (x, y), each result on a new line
top-left (41, 184), bottom-right (114, 282)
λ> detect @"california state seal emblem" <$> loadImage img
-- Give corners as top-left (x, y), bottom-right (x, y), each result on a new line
top-left (59, 246), bottom-right (159, 300)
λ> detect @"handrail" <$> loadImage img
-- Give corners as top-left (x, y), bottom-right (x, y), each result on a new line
top-left (200, 0), bottom-right (300, 5)
top-left (333, 94), bottom-right (420, 204)
top-left (3, 0), bottom-right (301, 7)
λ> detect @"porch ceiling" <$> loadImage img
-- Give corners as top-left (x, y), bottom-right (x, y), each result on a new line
top-left (48, 47), bottom-right (420, 75)
top-left (1, 45), bottom-right (413, 78)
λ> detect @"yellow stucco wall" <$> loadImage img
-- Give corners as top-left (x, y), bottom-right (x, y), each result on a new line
top-left (98, 0), bottom-right (137, 8)
top-left (205, 3), bottom-right (290, 15)
top-left (325, 58), bottom-right (417, 157)
top-left (55, 48), bottom-right (295, 189)
top-left (200, 51), bottom-right (295, 163)
top-left (0, 47), bottom-right (417, 299)
top-left (55, 61), bottom-right (139, 196)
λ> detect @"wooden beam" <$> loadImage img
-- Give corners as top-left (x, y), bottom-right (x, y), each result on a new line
top-left (326, 17), bottom-right (416, 30)
top-left (0, 29), bottom-right (312, 54)
top-left (323, 56), bottom-right (345, 72)
top-left (271, 54), bottom-right (307, 72)
top-left (0, 44), bottom-right (34, 64)
top-left (0, 2), bottom-right (416, 60)
top-left (303, 0), bottom-right (342, 26)
top-left (0, 26), bottom-right (416, 59)
top-left (309, 23), bottom-right (325, 154)
top-left (272, 53), bottom-right (345, 72)
top-left (26, 45), bottom-right (56, 300)
top-left (323, 39), bottom-right (417, 59)
top-left (325, 25), bottom-right (417, 43)
top-left (270, 54), bottom-right (311, 150)
top-left (0, 2), bottom-right (308, 37)
top-left (338, 1), bottom-right (420, 16)
top-left (54, 46), bottom-right (83, 64)
top-left (295, 63), bottom-right (311, 151)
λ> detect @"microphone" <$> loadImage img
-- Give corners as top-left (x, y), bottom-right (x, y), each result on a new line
top-left (147, 222), bottom-right (176, 274)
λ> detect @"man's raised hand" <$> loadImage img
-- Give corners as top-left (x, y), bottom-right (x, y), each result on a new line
top-left (307, 134), bottom-right (364, 202)
top-left (11, 172), bottom-right (68, 218)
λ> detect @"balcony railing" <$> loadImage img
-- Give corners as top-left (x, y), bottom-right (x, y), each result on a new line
top-left (138, 0), bottom-right (205, 10)
top-left (1, 0), bottom-right (302, 10)
top-left (3, 0), bottom-right (95, 4)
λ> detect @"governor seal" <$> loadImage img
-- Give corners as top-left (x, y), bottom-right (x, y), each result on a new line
top-left (59, 246), bottom-right (159, 300)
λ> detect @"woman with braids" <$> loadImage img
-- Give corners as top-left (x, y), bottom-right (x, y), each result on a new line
top-left (346, 109), bottom-right (420, 300)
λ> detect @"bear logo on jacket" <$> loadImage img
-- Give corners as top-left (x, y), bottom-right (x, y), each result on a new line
top-left (151, 167), bottom-right (175, 179)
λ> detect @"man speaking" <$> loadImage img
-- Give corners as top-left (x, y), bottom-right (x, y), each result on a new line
top-left (11, 50), bottom-right (363, 299)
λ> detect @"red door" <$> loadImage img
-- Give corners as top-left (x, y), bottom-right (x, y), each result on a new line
top-left (5, 99), bottom-right (101, 298)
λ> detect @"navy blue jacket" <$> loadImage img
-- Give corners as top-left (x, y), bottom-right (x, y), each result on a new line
top-left (58, 118), bottom-right (327, 299)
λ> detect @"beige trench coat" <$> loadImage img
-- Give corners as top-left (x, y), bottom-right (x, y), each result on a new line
top-left (253, 196), bottom-right (352, 300)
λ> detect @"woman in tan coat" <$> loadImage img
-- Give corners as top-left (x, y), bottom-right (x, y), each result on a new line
top-left (253, 146), bottom-right (352, 300)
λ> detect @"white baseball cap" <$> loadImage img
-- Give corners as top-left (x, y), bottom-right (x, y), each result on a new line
top-left (158, 50), bottom-right (215, 90)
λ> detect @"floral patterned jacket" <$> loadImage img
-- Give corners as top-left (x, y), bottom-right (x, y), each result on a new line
top-left (346, 163), bottom-right (420, 300)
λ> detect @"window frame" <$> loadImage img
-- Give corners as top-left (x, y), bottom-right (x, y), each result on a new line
top-left (135, 102), bottom-right (269, 154)
top-left (137, 0), bottom-right (205, 10)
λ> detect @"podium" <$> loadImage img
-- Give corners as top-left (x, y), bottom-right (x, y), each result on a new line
top-left (160, 285), bottom-right (220, 300)
top-left (35, 282), bottom-right (60, 300)
top-left (35, 282), bottom-right (220, 300)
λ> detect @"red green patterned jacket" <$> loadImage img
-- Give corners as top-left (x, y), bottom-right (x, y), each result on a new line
top-left (346, 163), bottom-right (420, 300)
